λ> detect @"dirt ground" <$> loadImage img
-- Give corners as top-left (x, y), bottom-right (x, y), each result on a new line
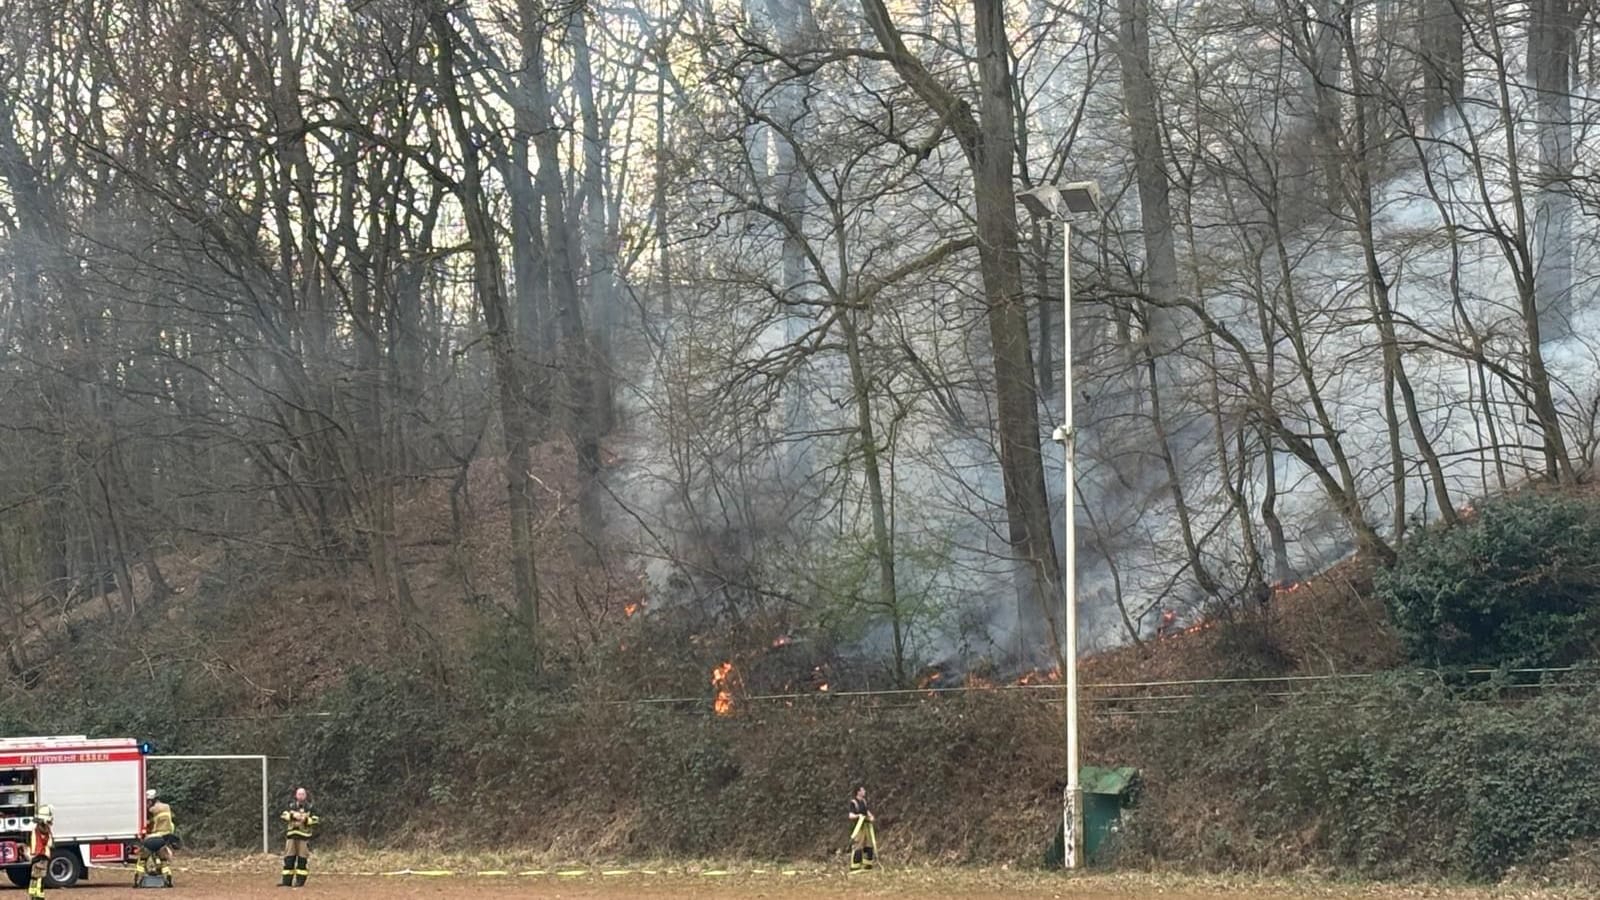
top-left (54, 867), bottom-right (1593, 899)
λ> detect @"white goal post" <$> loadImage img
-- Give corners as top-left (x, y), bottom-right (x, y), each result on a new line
top-left (147, 754), bottom-right (276, 853)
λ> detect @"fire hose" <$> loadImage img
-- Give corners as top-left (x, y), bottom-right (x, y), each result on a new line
top-left (848, 816), bottom-right (878, 870)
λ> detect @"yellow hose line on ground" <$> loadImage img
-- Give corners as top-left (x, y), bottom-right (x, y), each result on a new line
top-left (163, 866), bottom-right (807, 879)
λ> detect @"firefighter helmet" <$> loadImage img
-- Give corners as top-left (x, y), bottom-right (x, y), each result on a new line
top-left (35, 805), bottom-right (52, 824)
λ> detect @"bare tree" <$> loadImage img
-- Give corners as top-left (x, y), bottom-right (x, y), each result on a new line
top-left (859, 0), bottom-right (1064, 665)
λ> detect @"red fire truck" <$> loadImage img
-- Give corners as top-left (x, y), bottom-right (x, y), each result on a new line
top-left (0, 736), bottom-right (148, 887)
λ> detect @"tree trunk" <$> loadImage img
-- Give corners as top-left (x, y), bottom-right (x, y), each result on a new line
top-left (568, 9), bottom-right (619, 435)
top-left (1267, 209), bottom-right (1394, 564)
top-left (1409, 117), bottom-right (1512, 494)
top-left (92, 448), bottom-right (137, 617)
top-left (1482, 6), bottom-right (1574, 480)
top-left (1335, 6), bottom-right (1460, 530)
top-left (1383, 358), bottom-right (1407, 537)
top-left (654, 11), bottom-right (673, 317)
top-left (433, 6), bottom-right (543, 637)
top-left (859, 0), bottom-right (1063, 664)
top-left (1419, 0), bottom-right (1464, 126)
top-left (510, 21), bottom-right (553, 425)
top-left (764, 0), bottom-right (821, 485)
top-left (0, 98), bottom-right (71, 595)
top-left (1144, 352), bottom-right (1221, 599)
top-left (1309, 0), bottom-right (1346, 207)
top-left (1529, 0), bottom-right (1575, 341)
top-left (972, 0), bottom-right (1062, 659)
top-left (1032, 222), bottom-right (1053, 395)
top-left (840, 305), bottom-right (903, 685)
top-left (1206, 334), bottom-right (1264, 591)
top-left (1248, 239), bottom-right (1294, 580)
top-left (522, 0), bottom-right (604, 541)
top-left (1116, 0), bottom-right (1180, 354)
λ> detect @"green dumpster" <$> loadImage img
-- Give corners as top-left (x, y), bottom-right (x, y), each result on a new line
top-left (1080, 766), bottom-right (1139, 863)
top-left (1045, 766), bottom-right (1140, 867)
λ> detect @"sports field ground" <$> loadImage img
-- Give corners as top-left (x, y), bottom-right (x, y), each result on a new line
top-left (75, 860), bottom-right (1586, 899)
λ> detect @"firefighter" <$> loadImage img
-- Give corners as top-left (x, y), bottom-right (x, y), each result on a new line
top-left (847, 785), bottom-right (877, 872)
top-left (23, 804), bottom-right (52, 899)
top-left (279, 786), bottom-right (320, 888)
top-left (134, 789), bottom-right (177, 886)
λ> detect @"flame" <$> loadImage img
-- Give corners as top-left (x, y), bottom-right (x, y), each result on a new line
top-left (818, 682), bottom-right (830, 692)
top-left (1015, 667), bottom-right (1062, 686)
top-left (917, 671), bottom-right (944, 689)
top-left (965, 674), bottom-right (996, 690)
top-left (624, 603), bottom-right (640, 618)
top-left (711, 661), bottom-right (736, 716)
top-left (771, 635), bottom-right (793, 649)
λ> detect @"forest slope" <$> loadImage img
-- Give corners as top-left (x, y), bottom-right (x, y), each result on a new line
top-left (0, 443), bottom-right (1416, 867)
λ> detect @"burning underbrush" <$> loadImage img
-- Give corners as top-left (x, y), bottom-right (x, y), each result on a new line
top-left (591, 598), bottom-right (1088, 721)
top-left (912, 662), bottom-right (1061, 693)
top-left (640, 560), bottom-right (1395, 721)
top-left (1083, 559), bottom-right (1400, 684)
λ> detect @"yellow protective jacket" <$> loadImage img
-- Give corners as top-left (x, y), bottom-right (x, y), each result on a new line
top-left (281, 802), bottom-right (319, 839)
top-left (146, 802), bottom-right (175, 837)
top-left (26, 823), bottom-right (51, 860)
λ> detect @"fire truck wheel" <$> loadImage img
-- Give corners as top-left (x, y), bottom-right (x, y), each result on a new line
top-left (45, 849), bottom-right (82, 887)
top-left (4, 866), bottom-right (27, 888)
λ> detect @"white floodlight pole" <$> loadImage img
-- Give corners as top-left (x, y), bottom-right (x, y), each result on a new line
top-left (1059, 210), bottom-right (1081, 872)
top-left (1020, 180), bottom-right (1100, 871)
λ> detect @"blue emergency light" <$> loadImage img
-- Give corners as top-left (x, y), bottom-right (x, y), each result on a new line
top-left (139, 741), bottom-right (154, 755)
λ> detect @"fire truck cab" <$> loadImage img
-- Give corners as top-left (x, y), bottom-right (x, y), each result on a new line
top-left (0, 736), bottom-right (147, 888)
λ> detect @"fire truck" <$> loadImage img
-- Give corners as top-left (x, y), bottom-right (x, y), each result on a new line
top-left (0, 736), bottom-right (148, 888)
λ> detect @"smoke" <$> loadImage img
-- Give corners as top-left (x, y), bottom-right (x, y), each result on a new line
top-left (602, 8), bottom-right (1600, 681)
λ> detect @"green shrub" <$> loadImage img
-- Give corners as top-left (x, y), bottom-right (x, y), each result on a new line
top-left (1378, 493), bottom-right (1600, 667)
top-left (1121, 673), bottom-right (1600, 879)
top-left (299, 667), bottom-right (459, 838)
top-left (618, 694), bottom-right (1058, 861)
top-left (632, 712), bottom-right (744, 853)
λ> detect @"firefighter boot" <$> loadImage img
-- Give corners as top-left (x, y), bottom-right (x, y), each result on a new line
top-left (293, 856), bottom-right (309, 887)
top-left (281, 855), bottom-right (295, 887)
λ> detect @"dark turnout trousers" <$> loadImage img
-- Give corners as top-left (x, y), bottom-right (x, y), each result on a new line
top-left (281, 837), bottom-right (310, 887)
